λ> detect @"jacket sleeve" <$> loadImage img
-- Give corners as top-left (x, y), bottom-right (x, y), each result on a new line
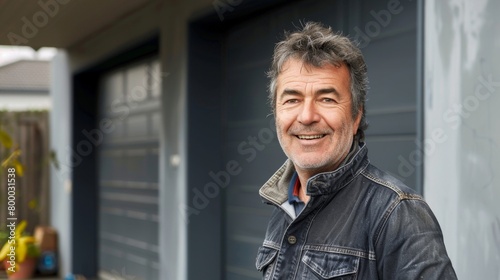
top-left (374, 198), bottom-right (457, 279)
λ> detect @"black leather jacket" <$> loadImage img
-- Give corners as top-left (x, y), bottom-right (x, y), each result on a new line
top-left (256, 142), bottom-right (457, 279)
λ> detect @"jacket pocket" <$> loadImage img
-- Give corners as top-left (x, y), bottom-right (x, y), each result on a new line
top-left (301, 250), bottom-right (359, 279)
top-left (256, 246), bottom-right (278, 279)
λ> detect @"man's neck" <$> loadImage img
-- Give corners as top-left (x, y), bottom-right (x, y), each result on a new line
top-left (294, 140), bottom-right (360, 204)
top-left (297, 176), bottom-right (311, 203)
top-left (295, 157), bottom-right (345, 203)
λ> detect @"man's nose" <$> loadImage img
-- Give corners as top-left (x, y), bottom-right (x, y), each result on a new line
top-left (297, 100), bottom-right (320, 125)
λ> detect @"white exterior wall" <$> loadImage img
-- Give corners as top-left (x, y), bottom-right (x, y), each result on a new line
top-left (50, 50), bottom-right (73, 277)
top-left (425, 0), bottom-right (500, 279)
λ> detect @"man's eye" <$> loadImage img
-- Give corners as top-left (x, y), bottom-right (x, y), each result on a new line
top-left (284, 99), bottom-right (299, 104)
top-left (321, 98), bottom-right (336, 103)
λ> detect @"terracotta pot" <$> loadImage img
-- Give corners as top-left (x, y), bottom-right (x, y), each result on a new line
top-left (3, 257), bottom-right (37, 279)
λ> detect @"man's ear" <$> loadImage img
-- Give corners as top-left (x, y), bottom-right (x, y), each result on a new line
top-left (353, 108), bottom-right (362, 135)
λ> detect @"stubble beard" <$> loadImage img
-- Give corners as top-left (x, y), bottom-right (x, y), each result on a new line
top-left (276, 122), bottom-right (353, 174)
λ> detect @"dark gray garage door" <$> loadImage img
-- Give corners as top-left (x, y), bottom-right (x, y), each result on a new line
top-left (97, 57), bottom-right (161, 279)
top-left (220, 0), bottom-right (420, 279)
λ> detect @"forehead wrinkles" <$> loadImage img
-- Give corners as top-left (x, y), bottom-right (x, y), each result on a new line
top-left (278, 60), bottom-right (344, 84)
top-left (278, 74), bottom-right (340, 93)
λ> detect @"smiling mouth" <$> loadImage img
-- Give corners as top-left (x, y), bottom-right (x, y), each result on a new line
top-left (296, 134), bottom-right (326, 140)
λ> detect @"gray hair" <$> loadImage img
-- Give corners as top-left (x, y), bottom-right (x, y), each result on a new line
top-left (268, 22), bottom-right (369, 140)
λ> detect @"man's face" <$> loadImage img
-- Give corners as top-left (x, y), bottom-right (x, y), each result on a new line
top-left (275, 58), bottom-right (361, 175)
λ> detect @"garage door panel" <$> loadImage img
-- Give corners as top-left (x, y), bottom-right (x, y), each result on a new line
top-left (225, 38), bottom-right (274, 67)
top-left (126, 114), bottom-right (149, 137)
top-left (100, 215), bottom-right (158, 241)
top-left (99, 244), bottom-right (159, 280)
top-left (365, 136), bottom-right (417, 188)
top-left (225, 185), bottom-right (273, 211)
top-left (363, 31), bottom-right (417, 109)
top-left (100, 201), bottom-right (158, 216)
top-left (100, 70), bottom-right (124, 110)
top-left (226, 69), bottom-right (270, 123)
top-left (226, 270), bottom-right (260, 280)
top-left (225, 141), bottom-right (286, 184)
top-left (98, 57), bottom-right (160, 279)
top-left (365, 108), bottom-right (416, 136)
top-left (226, 207), bottom-right (273, 237)
top-left (102, 218), bottom-right (158, 241)
top-left (100, 147), bottom-right (158, 181)
top-left (227, 236), bottom-right (262, 276)
top-left (358, 0), bottom-right (417, 36)
top-left (151, 112), bottom-right (161, 137)
top-left (225, 119), bottom-right (276, 141)
top-left (99, 118), bottom-right (126, 141)
top-left (126, 62), bottom-right (150, 104)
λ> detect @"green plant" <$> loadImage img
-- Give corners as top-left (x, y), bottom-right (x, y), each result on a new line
top-left (0, 126), bottom-right (23, 176)
top-left (0, 230), bottom-right (8, 251)
top-left (0, 221), bottom-right (40, 275)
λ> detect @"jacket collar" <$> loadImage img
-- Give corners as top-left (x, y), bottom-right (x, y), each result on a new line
top-left (259, 142), bottom-right (369, 206)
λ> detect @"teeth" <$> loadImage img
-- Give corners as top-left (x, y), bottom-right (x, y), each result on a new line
top-left (297, 135), bottom-right (324, 140)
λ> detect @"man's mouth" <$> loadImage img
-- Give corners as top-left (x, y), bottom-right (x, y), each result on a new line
top-left (296, 134), bottom-right (326, 140)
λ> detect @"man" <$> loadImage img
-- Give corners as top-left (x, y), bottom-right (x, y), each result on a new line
top-left (256, 22), bottom-right (457, 279)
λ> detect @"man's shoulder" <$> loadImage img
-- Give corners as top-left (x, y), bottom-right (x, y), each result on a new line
top-left (359, 163), bottom-right (422, 200)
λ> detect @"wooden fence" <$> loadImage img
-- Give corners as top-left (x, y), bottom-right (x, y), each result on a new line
top-left (0, 110), bottom-right (50, 234)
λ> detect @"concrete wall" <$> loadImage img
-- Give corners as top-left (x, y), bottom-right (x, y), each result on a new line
top-left (424, 0), bottom-right (500, 279)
